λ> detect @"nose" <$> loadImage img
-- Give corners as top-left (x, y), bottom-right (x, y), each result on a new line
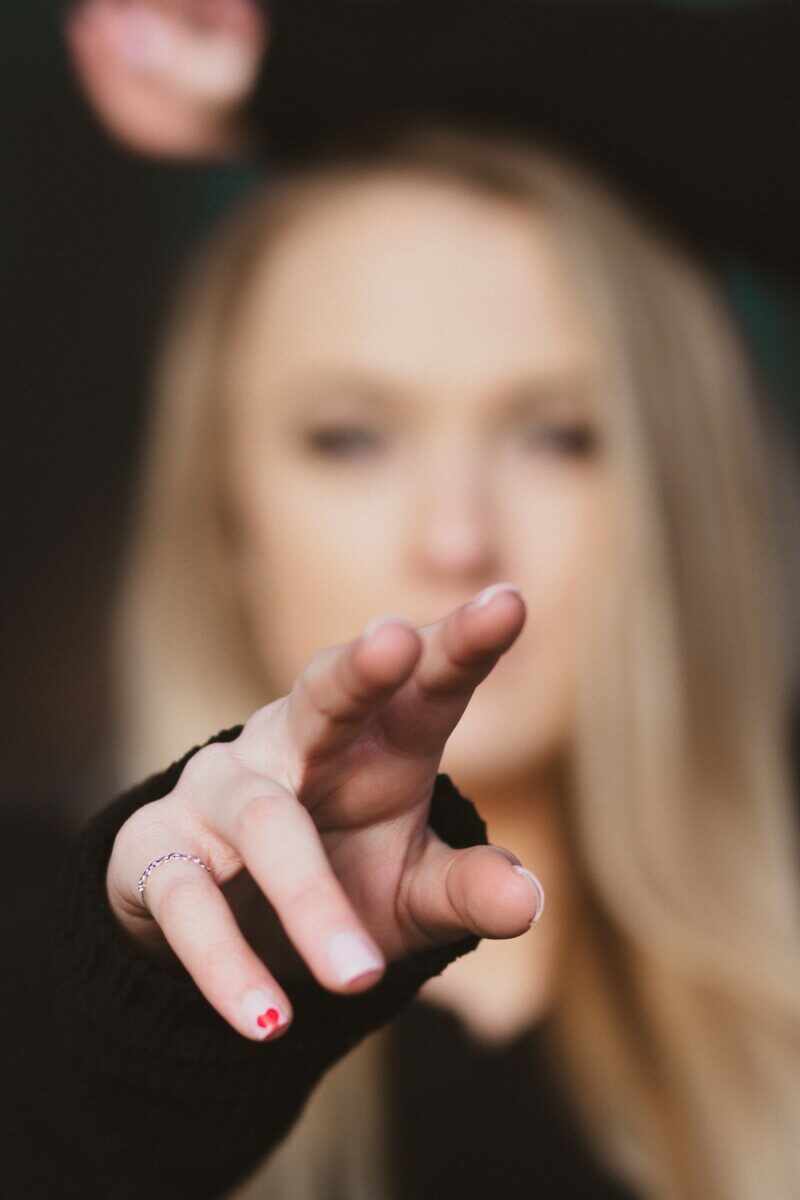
top-left (409, 441), bottom-right (501, 583)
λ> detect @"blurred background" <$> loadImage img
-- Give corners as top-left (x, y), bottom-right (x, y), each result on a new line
top-left (3, 0), bottom-right (799, 818)
top-left (2, 0), bottom-right (258, 816)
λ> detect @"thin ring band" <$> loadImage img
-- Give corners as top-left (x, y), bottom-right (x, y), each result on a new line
top-left (136, 851), bottom-right (212, 912)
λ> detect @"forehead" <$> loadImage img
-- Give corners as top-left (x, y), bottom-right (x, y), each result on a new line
top-left (231, 172), bottom-right (599, 393)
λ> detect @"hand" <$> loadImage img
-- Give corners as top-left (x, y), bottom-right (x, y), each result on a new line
top-left (107, 583), bottom-right (544, 1040)
top-left (64, 0), bottom-right (267, 160)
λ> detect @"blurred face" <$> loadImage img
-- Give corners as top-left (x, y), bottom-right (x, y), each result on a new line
top-left (223, 172), bottom-right (611, 793)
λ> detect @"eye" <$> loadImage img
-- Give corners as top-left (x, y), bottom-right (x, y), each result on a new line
top-left (300, 424), bottom-right (385, 460)
top-left (521, 420), bottom-right (598, 457)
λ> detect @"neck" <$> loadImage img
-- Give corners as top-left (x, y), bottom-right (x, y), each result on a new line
top-left (476, 760), bottom-right (579, 957)
top-left (466, 760), bottom-right (566, 871)
top-left (478, 777), bottom-right (573, 950)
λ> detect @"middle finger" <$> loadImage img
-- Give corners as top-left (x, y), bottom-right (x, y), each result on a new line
top-left (285, 616), bottom-right (422, 765)
top-left (377, 583), bottom-right (526, 759)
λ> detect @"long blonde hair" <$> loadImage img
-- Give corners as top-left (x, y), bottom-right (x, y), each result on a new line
top-left (110, 124), bottom-right (800, 1200)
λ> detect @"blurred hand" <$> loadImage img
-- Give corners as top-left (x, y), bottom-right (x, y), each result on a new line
top-left (64, 0), bottom-right (267, 160)
top-left (107, 584), bottom-right (545, 1041)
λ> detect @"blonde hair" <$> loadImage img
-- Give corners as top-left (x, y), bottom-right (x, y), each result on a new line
top-left (110, 124), bottom-right (800, 1200)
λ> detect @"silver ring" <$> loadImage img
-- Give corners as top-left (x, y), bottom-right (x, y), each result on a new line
top-left (136, 851), bottom-right (212, 912)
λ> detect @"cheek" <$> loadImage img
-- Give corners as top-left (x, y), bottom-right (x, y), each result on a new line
top-left (441, 475), bottom-right (611, 787)
top-left (230, 466), bottom-right (403, 694)
top-left (505, 469), bottom-right (611, 719)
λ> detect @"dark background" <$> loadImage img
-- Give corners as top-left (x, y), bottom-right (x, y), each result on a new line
top-left (2, 1), bottom-right (258, 812)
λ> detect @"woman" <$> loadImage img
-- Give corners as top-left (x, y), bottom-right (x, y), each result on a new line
top-left (8, 0), bottom-right (800, 1175)
top-left (79, 119), bottom-right (800, 1200)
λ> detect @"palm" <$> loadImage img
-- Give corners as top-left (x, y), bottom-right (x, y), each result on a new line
top-left (298, 731), bottom-right (446, 961)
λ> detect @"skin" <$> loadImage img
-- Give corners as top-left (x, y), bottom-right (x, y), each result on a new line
top-left (65, 0), bottom-right (265, 160)
top-left (217, 173), bottom-right (612, 1041)
top-left (108, 174), bottom-right (613, 1045)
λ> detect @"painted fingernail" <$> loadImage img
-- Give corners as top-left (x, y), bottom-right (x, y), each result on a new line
top-left (326, 930), bottom-right (385, 985)
top-left (360, 614), bottom-right (414, 641)
top-left (512, 866), bottom-right (546, 924)
top-left (465, 582), bottom-right (522, 610)
top-left (241, 989), bottom-right (289, 1040)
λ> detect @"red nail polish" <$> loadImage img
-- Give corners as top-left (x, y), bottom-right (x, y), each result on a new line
top-left (242, 990), bottom-right (288, 1038)
top-left (256, 1006), bottom-right (281, 1031)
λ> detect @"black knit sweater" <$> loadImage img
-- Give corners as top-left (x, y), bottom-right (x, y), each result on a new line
top-left (0, 723), bottom-right (640, 1200)
top-left (0, 725), bottom-right (493, 1199)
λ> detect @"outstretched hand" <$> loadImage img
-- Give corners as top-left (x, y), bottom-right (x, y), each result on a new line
top-left (107, 583), bottom-right (544, 1040)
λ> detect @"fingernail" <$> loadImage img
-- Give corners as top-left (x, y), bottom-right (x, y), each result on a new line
top-left (465, 582), bottom-right (522, 610)
top-left (488, 845), bottom-right (522, 867)
top-left (241, 989), bottom-right (289, 1040)
top-left (326, 930), bottom-right (385, 985)
top-left (512, 866), bottom-right (546, 924)
top-left (360, 613), bottom-right (414, 641)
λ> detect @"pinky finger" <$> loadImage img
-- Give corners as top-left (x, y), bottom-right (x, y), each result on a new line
top-left (146, 868), bottom-right (293, 1042)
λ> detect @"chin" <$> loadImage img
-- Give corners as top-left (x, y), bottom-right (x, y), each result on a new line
top-left (438, 696), bottom-right (558, 793)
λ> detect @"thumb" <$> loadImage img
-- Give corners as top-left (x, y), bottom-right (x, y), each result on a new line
top-left (402, 838), bottom-right (545, 949)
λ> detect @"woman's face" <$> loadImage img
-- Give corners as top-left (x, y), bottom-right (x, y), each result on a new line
top-left (223, 172), bottom-right (611, 793)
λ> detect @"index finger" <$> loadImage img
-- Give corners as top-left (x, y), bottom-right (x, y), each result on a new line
top-left (284, 583), bottom-right (524, 768)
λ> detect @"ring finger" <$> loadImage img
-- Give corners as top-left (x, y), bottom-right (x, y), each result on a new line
top-left (140, 860), bottom-right (294, 1041)
top-left (378, 583), bottom-right (526, 758)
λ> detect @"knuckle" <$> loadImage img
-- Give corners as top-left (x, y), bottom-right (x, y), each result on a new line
top-left (283, 870), bottom-right (339, 913)
top-left (239, 699), bottom-right (284, 742)
top-left (305, 647), bottom-right (328, 673)
top-left (281, 859), bottom-right (345, 912)
top-left (117, 800), bottom-right (177, 860)
top-left (233, 704), bottom-right (298, 784)
top-left (299, 648), bottom-right (332, 690)
top-left (156, 875), bottom-right (204, 926)
top-left (234, 791), bottom-right (291, 840)
top-left (394, 873), bottom-right (439, 948)
top-left (179, 742), bottom-right (239, 791)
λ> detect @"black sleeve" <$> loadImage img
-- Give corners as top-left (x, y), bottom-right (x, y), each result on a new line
top-left (0, 725), bottom-right (487, 1200)
top-left (250, 0), bottom-right (799, 292)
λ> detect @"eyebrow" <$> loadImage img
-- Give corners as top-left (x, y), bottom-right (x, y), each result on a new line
top-left (282, 366), bottom-right (599, 420)
top-left (495, 374), bottom-right (599, 414)
top-left (282, 370), bottom-right (404, 416)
